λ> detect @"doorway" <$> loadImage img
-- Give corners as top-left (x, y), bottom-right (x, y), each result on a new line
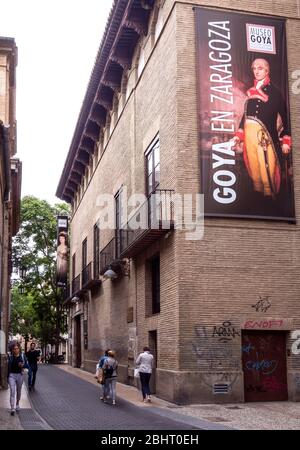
top-left (242, 330), bottom-right (288, 402)
top-left (75, 315), bottom-right (82, 368)
top-left (149, 330), bottom-right (157, 394)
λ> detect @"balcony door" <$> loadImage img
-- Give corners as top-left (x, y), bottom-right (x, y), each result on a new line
top-left (115, 188), bottom-right (123, 258)
top-left (146, 136), bottom-right (160, 196)
top-left (82, 238), bottom-right (87, 271)
top-left (93, 223), bottom-right (100, 278)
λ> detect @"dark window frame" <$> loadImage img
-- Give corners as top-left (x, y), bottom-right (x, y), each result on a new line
top-left (115, 187), bottom-right (123, 258)
top-left (72, 253), bottom-right (76, 280)
top-left (82, 238), bottom-right (87, 270)
top-left (93, 223), bottom-right (100, 277)
top-left (145, 136), bottom-right (160, 196)
top-left (151, 254), bottom-right (160, 315)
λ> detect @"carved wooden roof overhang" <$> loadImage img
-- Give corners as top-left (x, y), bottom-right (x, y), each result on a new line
top-left (56, 0), bottom-right (154, 204)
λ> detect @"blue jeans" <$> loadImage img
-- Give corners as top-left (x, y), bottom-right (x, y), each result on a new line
top-left (139, 372), bottom-right (151, 399)
top-left (105, 377), bottom-right (117, 401)
top-left (28, 364), bottom-right (38, 387)
top-left (8, 374), bottom-right (23, 409)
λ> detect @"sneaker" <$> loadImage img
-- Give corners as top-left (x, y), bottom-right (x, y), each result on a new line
top-left (16, 405), bottom-right (20, 412)
top-left (112, 400), bottom-right (116, 405)
top-left (147, 395), bottom-right (151, 402)
top-left (10, 409), bottom-right (15, 416)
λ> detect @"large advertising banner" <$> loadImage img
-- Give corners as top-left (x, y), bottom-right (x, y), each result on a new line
top-left (56, 216), bottom-right (68, 287)
top-left (195, 8), bottom-right (295, 221)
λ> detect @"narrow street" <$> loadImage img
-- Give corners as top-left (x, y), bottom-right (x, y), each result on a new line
top-left (18, 365), bottom-right (200, 430)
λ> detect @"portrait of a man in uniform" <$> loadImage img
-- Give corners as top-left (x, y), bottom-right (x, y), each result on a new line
top-left (232, 58), bottom-right (292, 201)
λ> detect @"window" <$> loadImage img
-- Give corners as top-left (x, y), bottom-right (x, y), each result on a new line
top-left (115, 188), bottom-right (123, 258)
top-left (146, 254), bottom-right (160, 316)
top-left (93, 223), bottom-right (100, 277)
top-left (146, 136), bottom-right (160, 195)
top-left (72, 253), bottom-right (76, 280)
top-left (82, 238), bottom-right (87, 270)
top-left (151, 256), bottom-right (160, 314)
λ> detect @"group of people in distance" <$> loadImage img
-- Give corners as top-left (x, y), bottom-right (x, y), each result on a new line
top-left (96, 346), bottom-right (154, 406)
top-left (7, 341), bottom-right (41, 415)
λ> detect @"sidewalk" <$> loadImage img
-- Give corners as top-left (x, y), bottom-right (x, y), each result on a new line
top-left (0, 387), bottom-right (27, 430)
top-left (57, 365), bottom-right (300, 430)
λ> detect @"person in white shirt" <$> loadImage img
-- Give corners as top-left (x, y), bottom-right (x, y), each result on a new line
top-left (136, 346), bottom-right (154, 402)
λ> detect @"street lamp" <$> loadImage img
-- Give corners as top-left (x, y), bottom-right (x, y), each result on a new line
top-left (103, 268), bottom-right (118, 280)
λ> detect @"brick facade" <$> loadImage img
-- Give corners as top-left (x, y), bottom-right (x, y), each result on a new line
top-left (58, 1), bottom-right (300, 403)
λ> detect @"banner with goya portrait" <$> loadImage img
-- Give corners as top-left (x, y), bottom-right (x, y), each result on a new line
top-left (56, 215), bottom-right (68, 287)
top-left (195, 7), bottom-right (295, 221)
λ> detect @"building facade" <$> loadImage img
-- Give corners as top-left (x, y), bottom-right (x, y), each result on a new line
top-left (0, 37), bottom-right (22, 389)
top-left (57, 0), bottom-right (300, 404)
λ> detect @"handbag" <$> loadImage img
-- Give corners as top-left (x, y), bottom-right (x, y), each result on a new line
top-left (97, 368), bottom-right (105, 385)
top-left (134, 368), bottom-right (140, 378)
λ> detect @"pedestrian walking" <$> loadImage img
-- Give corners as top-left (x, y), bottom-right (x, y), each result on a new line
top-left (102, 350), bottom-right (118, 405)
top-left (98, 349), bottom-right (110, 401)
top-left (7, 342), bottom-right (29, 416)
top-left (136, 346), bottom-right (154, 402)
top-left (26, 342), bottom-right (41, 390)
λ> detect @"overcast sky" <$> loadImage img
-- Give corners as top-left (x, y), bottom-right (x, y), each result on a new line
top-left (0, 0), bottom-right (113, 205)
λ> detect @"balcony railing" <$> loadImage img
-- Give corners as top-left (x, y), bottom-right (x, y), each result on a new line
top-left (119, 189), bottom-right (174, 259)
top-left (82, 261), bottom-right (102, 289)
top-left (62, 284), bottom-right (71, 302)
top-left (72, 274), bottom-right (81, 296)
top-left (100, 238), bottom-right (114, 275)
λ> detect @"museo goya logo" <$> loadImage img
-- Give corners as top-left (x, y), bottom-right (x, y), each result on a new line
top-left (246, 24), bottom-right (276, 54)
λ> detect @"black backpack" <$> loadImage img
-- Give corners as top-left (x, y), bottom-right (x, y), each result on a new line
top-left (104, 365), bottom-right (114, 378)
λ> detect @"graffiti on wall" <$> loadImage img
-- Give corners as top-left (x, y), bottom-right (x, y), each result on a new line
top-left (192, 320), bottom-right (240, 389)
top-left (251, 296), bottom-right (272, 313)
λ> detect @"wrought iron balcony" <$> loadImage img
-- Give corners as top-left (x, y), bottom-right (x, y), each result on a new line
top-left (99, 237), bottom-right (123, 275)
top-left (62, 284), bottom-right (71, 302)
top-left (82, 261), bottom-right (102, 289)
top-left (71, 274), bottom-right (81, 296)
top-left (119, 189), bottom-right (174, 259)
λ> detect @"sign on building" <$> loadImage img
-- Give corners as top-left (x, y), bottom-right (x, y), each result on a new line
top-left (56, 215), bottom-right (69, 287)
top-left (195, 8), bottom-right (295, 221)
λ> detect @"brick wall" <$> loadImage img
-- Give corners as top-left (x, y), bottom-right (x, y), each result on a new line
top-left (67, 0), bottom-right (300, 403)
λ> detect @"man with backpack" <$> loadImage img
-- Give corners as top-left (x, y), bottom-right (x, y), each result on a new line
top-left (102, 350), bottom-right (118, 405)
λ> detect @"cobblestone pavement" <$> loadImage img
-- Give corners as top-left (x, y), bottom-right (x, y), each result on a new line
top-left (3, 364), bottom-right (299, 430)
top-left (24, 365), bottom-right (228, 430)
top-left (56, 365), bottom-right (300, 430)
